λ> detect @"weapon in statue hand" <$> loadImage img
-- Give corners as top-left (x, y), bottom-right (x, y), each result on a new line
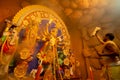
top-left (35, 58), bottom-right (43, 80)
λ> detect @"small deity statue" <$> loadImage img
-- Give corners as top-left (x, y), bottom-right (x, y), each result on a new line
top-left (0, 20), bottom-right (18, 75)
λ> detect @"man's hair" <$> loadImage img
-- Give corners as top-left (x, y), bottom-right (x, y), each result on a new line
top-left (105, 33), bottom-right (114, 40)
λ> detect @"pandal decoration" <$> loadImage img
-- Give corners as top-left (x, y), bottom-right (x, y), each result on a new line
top-left (10, 5), bottom-right (72, 80)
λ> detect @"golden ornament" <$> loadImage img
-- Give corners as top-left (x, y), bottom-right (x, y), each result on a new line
top-left (14, 61), bottom-right (28, 78)
top-left (64, 58), bottom-right (70, 66)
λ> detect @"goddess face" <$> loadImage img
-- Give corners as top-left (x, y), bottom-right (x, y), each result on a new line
top-left (50, 28), bottom-right (58, 37)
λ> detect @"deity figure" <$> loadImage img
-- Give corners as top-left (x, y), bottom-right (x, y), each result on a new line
top-left (34, 19), bottom-right (63, 80)
top-left (0, 20), bottom-right (18, 75)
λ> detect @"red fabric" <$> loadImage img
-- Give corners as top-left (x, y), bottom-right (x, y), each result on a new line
top-left (3, 42), bottom-right (9, 53)
top-left (3, 42), bottom-right (15, 55)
